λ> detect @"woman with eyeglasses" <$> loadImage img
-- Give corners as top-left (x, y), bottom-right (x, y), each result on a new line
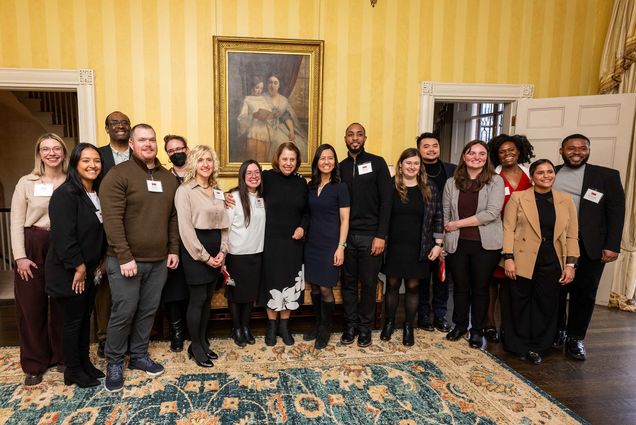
top-left (10, 133), bottom-right (68, 386)
top-left (442, 140), bottom-right (504, 349)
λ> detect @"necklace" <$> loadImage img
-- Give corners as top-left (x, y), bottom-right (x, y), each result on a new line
top-left (426, 162), bottom-right (443, 178)
top-left (317, 181), bottom-right (328, 196)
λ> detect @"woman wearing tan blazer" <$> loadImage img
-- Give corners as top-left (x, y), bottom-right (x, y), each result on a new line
top-left (501, 159), bottom-right (579, 365)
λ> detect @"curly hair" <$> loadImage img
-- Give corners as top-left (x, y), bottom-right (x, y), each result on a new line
top-left (182, 145), bottom-right (219, 188)
top-left (488, 134), bottom-right (535, 167)
top-left (395, 148), bottom-right (432, 204)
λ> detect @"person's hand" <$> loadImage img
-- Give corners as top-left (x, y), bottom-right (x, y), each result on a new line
top-left (292, 227), bottom-right (304, 240)
top-left (288, 131), bottom-right (296, 141)
top-left (333, 246), bottom-right (345, 266)
top-left (428, 245), bottom-right (443, 261)
top-left (559, 265), bottom-right (575, 284)
top-left (15, 258), bottom-right (37, 281)
top-left (370, 238), bottom-right (385, 256)
top-left (207, 252), bottom-right (225, 268)
top-left (601, 249), bottom-right (619, 263)
top-left (224, 192), bottom-right (236, 208)
top-left (72, 264), bottom-right (87, 294)
top-left (120, 260), bottom-right (138, 277)
top-left (504, 259), bottom-right (517, 280)
top-left (167, 254), bottom-right (179, 269)
top-left (444, 221), bottom-right (459, 232)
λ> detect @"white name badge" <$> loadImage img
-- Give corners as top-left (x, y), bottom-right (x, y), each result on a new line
top-left (33, 183), bottom-right (54, 197)
top-left (213, 189), bottom-right (225, 201)
top-left (147, 180), bottom-right (163, 193)
top-left (583, 188), bottom-right (603, 204)
top-left (504, 186), bottom-right (511, 196)
top-left (255, 197), bottom-right (265, 208)
top-left (95, 210), bottom-right (103, 223)
top-left (358, 162), bottom-right (373, 175)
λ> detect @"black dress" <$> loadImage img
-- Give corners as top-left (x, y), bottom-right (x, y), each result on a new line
top-left (304, 182), bottom-right (350, 287)
top-left (503, 191), bottom-right (562, 355)
top-left (261, 170), bottom-right (308, 311)
top-left (383, 186), bottom-right (429, 279)
top-left (162, 170), bottom-right (188, 302)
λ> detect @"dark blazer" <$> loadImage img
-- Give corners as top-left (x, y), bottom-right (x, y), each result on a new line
top-left (556, 163), bottom-right (625, 260)
top-left (45, 182), bottom-right (106, 298)
top-left (98, 144), bottom-right (132, 175)
top-left (419, 182), bottom-right (444, 260)
top-left (442, 161), bottom-right (456, 179)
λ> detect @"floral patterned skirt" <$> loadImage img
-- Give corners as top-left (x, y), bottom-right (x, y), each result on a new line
top-left (260, 236), bottom-right (304, 311)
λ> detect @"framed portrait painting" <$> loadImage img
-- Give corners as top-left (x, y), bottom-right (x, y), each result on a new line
top-left (213, 36), bottom-right (324, 176)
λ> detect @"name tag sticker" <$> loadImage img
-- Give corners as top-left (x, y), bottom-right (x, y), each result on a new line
top-left (504, 186), bottom-right (511, 196)
top-left (213, 189), bottom-right (225, 201)
top-left (583, 188), bottom-right (603, 204)
top-left (95, 210), bottom-right (103, 223)
top-left (33, 183), bottom-right (54, 197)
top-left (358, 162), bottom-right (373, 175)
top-left (147, 180), bottom-right (163, 193)
top-left (255, 198), bottom-right (265, 208)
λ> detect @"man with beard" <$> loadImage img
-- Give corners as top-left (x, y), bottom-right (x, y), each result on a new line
top-left (94, 111), bottom-right (133, 358)
top-left (553, 133), bottom-right (625, 360)
top-left (339, 123), bottom-right (392, 347)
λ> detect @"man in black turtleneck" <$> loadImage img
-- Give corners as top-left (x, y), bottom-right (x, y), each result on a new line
top-left (416, 132), bottom-right (456, 333)
top-left (339, 123), bottom-right (392, 347)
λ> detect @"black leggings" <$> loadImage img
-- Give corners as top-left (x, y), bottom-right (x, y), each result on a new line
top-left (385, 277), bottom-right (420, 325)
top-left (228, 302), bottom-right (253, 330)
top-left (187, 282), bottom-right (214, 361)
top-left (308, 283), bottom-right (335, 302)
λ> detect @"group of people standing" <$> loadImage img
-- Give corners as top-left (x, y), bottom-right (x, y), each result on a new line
top-left (10, 111), bottom-right (625, 394)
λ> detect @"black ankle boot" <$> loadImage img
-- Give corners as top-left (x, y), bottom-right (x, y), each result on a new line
top-left (380, 320), bottom-right (395, 341)
top-left (169, 319), bottom-right (185, 352)
top-left (303, 293), bottom-right (322, 341)
top-left (315, 301), bottom-right (335, 350)
top-left (241, 326), bottom-right (256, 345)
top-left (232, 328), bottom-right (247, 348)
top-left (278, 319), bottom-right (295, 346)
top-left (403, 322), bottom-right (414, 346)
top-left (265, 320), bottom-right (277, 346)
top-left (81, 359), bottom-right (105, 379)
top-left (64, 367), bottom-right (100, 388)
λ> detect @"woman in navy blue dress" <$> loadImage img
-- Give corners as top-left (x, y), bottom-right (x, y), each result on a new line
top-left (303, 144), bottom-right (350, 349)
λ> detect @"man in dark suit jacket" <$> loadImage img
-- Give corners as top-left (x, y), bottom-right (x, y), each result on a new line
top-left (94, 111), bottom-right (132, 358)
top-left (416, 132), bottom-right (456, 333)
top-left (554, 133), bottom-right (625, 360)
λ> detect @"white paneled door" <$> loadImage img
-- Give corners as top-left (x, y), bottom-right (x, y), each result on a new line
top-left (515, 93), bottom-right (636, 305)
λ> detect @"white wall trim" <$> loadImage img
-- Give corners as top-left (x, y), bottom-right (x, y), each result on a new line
top-left (418, 81), bottom-right (534, 133)
top-left (0, 68), bottom-right (97, 145)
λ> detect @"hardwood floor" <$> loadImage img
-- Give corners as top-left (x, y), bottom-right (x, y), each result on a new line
top-left (0, 299), bottom-right (634, 424)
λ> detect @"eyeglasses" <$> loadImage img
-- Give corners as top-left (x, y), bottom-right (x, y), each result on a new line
top-left (166, 146), bottom-right (187, 155)
top-left (107, 120), bottom-right (130, 127)
top-left (39, 146), bottom-right (63, 154)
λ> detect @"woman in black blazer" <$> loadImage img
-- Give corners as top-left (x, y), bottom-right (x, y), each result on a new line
top-left (46, 143), bottom-right (106, 388)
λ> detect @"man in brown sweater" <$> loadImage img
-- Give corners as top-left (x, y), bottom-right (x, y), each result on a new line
top-left (99, 123), bottom-right (179, 392)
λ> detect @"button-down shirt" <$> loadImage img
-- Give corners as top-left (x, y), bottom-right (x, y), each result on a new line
top-left (111, 145), bottom-right (130, 165)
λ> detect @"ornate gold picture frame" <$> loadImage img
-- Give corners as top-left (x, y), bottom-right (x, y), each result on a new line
top-left (213, 36), bottom-right (324, 176)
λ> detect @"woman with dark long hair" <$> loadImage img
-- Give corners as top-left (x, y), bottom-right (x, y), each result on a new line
top-left (501, 159), bottom-right (578, 364)
top-left (303, 144), bottom-right (350, 349)
top-left (484, 134), bottom-right (534, 343)
top-left (11, 133), bottom-right (68, 386)
top-left (443, 140), bottom-right (504, 349)
top-left (46, 143), bottom-right (106, 387)
top-left (175, 145), bottom-right (229, 367)
top-left (381, 148), bottom-right (443, 346)
top-left (225, 160), bottom-right (266, 347)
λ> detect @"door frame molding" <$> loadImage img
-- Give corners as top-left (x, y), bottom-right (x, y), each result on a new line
top-left (0, 68), bottom-right (97, 144)
top-left (418, 81), bottom-right (535, 133)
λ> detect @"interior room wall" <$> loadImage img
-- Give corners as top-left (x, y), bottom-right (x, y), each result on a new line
top-left (0, 0), bottom-right (612, 188)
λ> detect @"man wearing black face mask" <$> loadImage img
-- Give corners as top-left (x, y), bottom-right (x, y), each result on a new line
top-left (94, 111), bottom-right (133, 358)
top-left (162, 135), bottom-right (190, 352)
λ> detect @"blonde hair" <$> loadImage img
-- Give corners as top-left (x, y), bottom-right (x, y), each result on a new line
top-left (32, 133), bottom-right (69, 176)
top-left (182, 145), bottom-right (219, 187)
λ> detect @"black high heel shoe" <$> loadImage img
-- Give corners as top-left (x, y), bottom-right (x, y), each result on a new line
top-left (188, 346), bottom-right (214, 368)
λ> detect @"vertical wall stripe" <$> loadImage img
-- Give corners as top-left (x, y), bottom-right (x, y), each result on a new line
top-left (100, 1), bottom-right (117, 117)
top-left (558, 1), bottom-right (576, 98)
top-left (495, 1), bottom-right (512, 84)
top-left (184, 0), bottom-right (199, 142)
top-left (429, 0), bottom-right (445, 81)
top-left (538, 2), bottom-right (555, 96)
top-left (157, 0), bottom-right (172, 135)
top-left (0, 1), bottom-right (17, 66)
top-left (44, 0), bottom-right (62, 68)
top-left (405, 0), bottom-right (421, 139)
top-left (72, 0), bottom-right (88, 66)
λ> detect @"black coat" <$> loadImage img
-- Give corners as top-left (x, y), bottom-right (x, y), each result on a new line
top-left (97, 145), bottom-right (132, 175)
top-left (45, 182), bottom-right (107, 298)
top-left (556, 163), bottom-right (625, 260)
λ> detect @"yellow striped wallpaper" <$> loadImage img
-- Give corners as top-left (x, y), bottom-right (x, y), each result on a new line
top-left (0, 0), bottom-right (612, 187)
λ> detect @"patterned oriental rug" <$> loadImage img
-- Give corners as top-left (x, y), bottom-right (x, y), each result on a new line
top-left (0, 331), bottom-right (585, 424)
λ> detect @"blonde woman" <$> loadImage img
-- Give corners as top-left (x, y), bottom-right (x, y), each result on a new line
top-left (11, 133), bottom-right (68, 386)
top-left (175, 145), bottom-right (229, 368)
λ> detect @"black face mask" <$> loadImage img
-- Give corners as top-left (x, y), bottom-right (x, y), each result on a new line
top-left (169, 152), bottom-right (187, 167)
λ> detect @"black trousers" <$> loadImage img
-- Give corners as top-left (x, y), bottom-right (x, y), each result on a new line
top-left (447, 240), bottom-right (500, 331)
top-left (342, 234), bottom-right (383, 333)
top-left (502, 260), bottom-right (562, 355)
top-left (557, 243), bottom-right (605, 340)
top-left (59, 284), bottom-right (96, 369)
top-left (418, 257), bottom-right (450, 321)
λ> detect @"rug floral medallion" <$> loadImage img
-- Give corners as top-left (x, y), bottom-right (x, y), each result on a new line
top-left (0, 331), bottom-right (585, 424)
